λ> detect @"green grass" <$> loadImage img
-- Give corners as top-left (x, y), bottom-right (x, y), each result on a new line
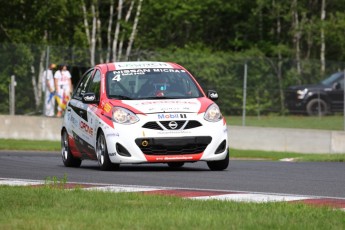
top-left (231, 149), bottom-right (345, 162)
top-left (0, 139), bottom-right (60, 151)
top-left (226, 115), bottom-right (345, 131)
top-left (1, 139), bottom-right (344, 162)
top-left (0, 186), bottom-right (344, 230)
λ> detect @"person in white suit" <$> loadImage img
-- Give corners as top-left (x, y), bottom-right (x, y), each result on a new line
top-left (54, 64), bottom-right (73, 117)
top-left (42, 63), bottom-right (56, 117)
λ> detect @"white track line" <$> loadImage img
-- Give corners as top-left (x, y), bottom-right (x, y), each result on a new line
top-left (191, 193), bottom-right (311, 202)
top-left (84, 186), bottom-right (162, 193)
top-left (0, 178), bottom-right (43, 186)
top-left (1, 177), bottom-right (345, 210)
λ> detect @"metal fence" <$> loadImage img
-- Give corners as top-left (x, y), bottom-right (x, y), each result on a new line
top-left (1, 43), bottom-right (344, 129)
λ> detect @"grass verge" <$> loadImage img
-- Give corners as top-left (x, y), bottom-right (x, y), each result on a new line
top-left (0, 139), bottom-right (59, 151)
top-left (231, 149), bottom-right (345, 162)
top-left (0, 186), bottom-right (344, 230)
top-left (226, 115), bottom-right (345, 131)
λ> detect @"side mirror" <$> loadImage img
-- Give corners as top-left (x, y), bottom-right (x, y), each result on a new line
top-left (82, 92), bottom-right (99, 104)
top-left (333, 82), bottom-right (341, 90)
top-left (207, 90), bottom-right (219, 101)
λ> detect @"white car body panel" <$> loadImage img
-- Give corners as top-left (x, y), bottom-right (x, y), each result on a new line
top-left (61, 61), bottom-right (229, 170)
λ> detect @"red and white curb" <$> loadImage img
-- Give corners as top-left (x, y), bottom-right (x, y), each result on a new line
top-left (1, 178), bottom-right (345, 211)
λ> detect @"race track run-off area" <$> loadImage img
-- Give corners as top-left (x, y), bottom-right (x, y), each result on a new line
top-left (1, 178), bottom-right (345, 212)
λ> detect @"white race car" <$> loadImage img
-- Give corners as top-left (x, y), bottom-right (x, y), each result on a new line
top-left (61, 61), bottom-right (229, 171)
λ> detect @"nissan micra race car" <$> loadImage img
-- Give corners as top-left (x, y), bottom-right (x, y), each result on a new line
top-left (61, 61), bottom-right (229, 171)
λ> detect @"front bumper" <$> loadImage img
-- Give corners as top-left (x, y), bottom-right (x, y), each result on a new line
top-left (103, 113), bottom-right (228, 164)
top-left (285, 91), bottom-right (307, 113)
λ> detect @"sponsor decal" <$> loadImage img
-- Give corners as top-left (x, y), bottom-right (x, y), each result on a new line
top-left (111, 68), bottom-right (183, 76)
top-left (157, 113), bottom-right (187, 119)
top-left (106, 133), bottom-right (120, 137)
top-left (112, 74), bottom-right (122, 81)
top-left (152, 68), bottom-right (181, 73)
top-left (114, 62), bottom-right (172, 70)
top-left (104, 103), bottom-right (112, 113)
top-left (108, 152), bottom-right (116, 156)
top-left (145, 153), bottom-right (203, 162)
top-left (162, 156), bottom-right (194, 160)
top-left (141, 100), bottom-right (197, 105)
top-left (157, 130), bottom-right (191, 135)
top-left (80, 121), bottom-right (93, 136)
top-left (113, 69), bottom-right (150, 76)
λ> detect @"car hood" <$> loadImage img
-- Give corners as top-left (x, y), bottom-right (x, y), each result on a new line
top-left (120, 98), bottom-right (203, 114)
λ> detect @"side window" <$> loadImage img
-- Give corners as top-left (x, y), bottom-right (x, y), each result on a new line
top-left (73, 69), bottom-right (94, 100)
top-left (88, 70), bottom-right (101, 100)
top-left (181, 76), bottom-right (200, 97)
top-left (339, 79), bottom-right (344, 90)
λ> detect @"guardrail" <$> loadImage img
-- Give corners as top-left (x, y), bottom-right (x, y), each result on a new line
top-left (0, 115), bottom-right (344, 154)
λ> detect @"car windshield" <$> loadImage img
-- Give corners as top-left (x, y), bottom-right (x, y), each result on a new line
top-left (106, 68), bottom-right (203, 100)
top-left (321, 72), bottom-right (343, 85)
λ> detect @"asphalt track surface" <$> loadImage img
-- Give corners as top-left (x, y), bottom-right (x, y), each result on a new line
top-left (0, 151), bottom-right (345, 199)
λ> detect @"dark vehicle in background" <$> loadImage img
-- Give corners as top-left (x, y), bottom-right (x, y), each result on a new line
top-left (285, 72), bottom-right (344, 116)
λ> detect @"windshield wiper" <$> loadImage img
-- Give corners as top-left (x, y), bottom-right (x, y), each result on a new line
top-left (109, 95), bottom-right (133, 100)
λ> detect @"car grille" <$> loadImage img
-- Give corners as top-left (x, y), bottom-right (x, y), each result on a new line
top-left (135, 136), bottom-right (211, 155)
top-left (142, 120), bottom-right (202, 130)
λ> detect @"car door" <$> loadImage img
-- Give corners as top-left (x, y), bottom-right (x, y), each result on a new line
top-left (68, 68), bottom-right (96, 158)
top-left (83, 69), bottom-right (102, 148)
top-left (328, 76), bottom-right (344, 112)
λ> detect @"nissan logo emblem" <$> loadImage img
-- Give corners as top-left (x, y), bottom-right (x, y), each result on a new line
top-left (168, 121), bottom-right (178, 129)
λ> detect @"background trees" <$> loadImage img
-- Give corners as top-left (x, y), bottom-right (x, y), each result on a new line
top-left (1, 0), bottom-right (345, 115)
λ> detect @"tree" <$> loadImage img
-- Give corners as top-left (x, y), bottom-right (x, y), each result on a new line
top-left (81, 0), bottom-right (143, 65)
top-left (320, 0), bottom-right (326, 73)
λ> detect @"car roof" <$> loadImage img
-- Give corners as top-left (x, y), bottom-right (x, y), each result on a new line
top-left (96, 61), bottom-right (185, 72)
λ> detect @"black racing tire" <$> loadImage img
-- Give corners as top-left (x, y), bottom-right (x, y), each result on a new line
top-left (61, 130), bottom-right (82, 167)
top-left (96, 131), bottom-right (120, 171)
top-left (167, 162), bottom-right (185, 168)
top-left (306, 98), bottom-right (329, 116)
top-left (207, 152), bottom-right (229, 171)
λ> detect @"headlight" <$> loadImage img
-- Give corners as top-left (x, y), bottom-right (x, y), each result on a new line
top-left (204, 104), bottom-right (222, 122)
top-left (297, 88), bottom-right (308, 99)
top-left (112, 107), bottom-right (139, 124)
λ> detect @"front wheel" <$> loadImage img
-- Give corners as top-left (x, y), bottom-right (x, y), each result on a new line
top-left (96, 132), bottom-right (120, 171)
top-left (207, 152), bottom-right (229, 171)
top-left (306, 98), bottom-right (329, 116)
top-left (61, 130), bottom-right (81, 167)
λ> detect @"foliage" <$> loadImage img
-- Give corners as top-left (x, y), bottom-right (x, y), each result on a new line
top-left (1, 0), bottom-right (345, 114)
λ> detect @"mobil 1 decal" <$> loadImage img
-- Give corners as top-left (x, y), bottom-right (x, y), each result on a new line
top-left (157, 113), bottom-right (187, 119)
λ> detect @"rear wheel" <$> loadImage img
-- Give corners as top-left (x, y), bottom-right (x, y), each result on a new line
top-left (96, 132), bottom-right (119, 171)
top-left (306, 98), bottom-right (329, 116)
top-left (207, 152), bottom-right (229, 171)
top-left (167, 162), bottom-right (185, 168)
top-left (61, 130), bottom-right (81, 167)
